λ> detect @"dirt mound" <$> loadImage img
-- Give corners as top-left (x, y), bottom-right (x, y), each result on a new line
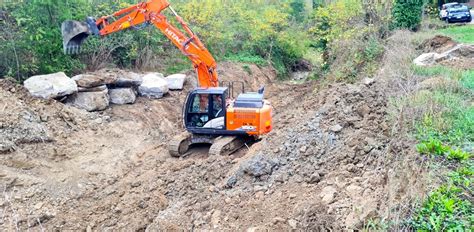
top-left (418, 35), bottom-right (457, 53)
top-left (0, 80), bottom-right (94, 154)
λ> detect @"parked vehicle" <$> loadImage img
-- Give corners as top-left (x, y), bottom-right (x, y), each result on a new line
top-left (446, 5), bottom-right (472, 23)
top-left (439, 2), bottom-right (460, 20)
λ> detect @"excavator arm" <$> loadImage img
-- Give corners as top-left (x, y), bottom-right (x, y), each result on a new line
top-left (62, 0), bottom-right (218, 88)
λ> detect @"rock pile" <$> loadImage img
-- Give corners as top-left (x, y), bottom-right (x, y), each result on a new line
top-left (23, 69), bottom-right (187, 112)
top-left (414, 43), bottom-right (474, 68)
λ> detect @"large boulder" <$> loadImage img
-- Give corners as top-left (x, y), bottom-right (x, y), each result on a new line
top-left (443, 44), bottom-right (474, 59)
top-left (413, 53), bottom-right (437, 66)
top-left (112, 72), bottom-right (143, 88)
top-left (66, 89), bottom-right (109, 112)
top-left (109, 88), bottom-right (137, 105)
top-left (138, 73), bottom-right (169, 99)
top-left (165, 74), bottom-right (186, 90)
top-left (24, 72), bottom-right (77, 99)
top-left (72, 74), bottom-right (117, 88)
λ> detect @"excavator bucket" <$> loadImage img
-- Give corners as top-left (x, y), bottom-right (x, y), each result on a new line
top-left (61, 20), bottom-right (91, 54)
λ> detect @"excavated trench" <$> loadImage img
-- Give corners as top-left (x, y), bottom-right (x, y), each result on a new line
top-left (1, 52), bottom-right (426, 230)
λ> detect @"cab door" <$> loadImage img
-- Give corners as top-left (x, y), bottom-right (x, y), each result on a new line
top-left (184, 92), bottom-right (226, 130)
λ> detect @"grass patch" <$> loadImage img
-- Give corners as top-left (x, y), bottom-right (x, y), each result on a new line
top-left (410, 179), bottom-right (473, 231)
top-left (410, 66), bottom-right (473, 145)
top-left (408, 63), bottom-right (473, 231)
top-left (438, 25), bottom-right (474, 44)
top-left (413, 65), bottom-right (464, 80)
top-left (413, 89), bottom-right (473, 146)
top-left (460, 70), bottom-right (474, 91)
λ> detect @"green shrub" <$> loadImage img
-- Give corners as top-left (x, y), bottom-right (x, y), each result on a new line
top-left (391, 0), bottom-right (425, 31)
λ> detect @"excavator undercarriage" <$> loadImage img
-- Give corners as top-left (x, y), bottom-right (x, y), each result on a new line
top-left (168, 133), bottom-right (253, 157)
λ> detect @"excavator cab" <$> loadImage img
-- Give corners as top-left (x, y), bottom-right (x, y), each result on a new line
top-left (184, 87), bottom-right (234, 134)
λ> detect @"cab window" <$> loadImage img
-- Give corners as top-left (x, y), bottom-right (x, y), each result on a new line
top-left (189, 94), bottom-right (209, 113)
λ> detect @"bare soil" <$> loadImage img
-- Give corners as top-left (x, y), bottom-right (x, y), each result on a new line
top-left (1, 57), bottom-right (427, 230)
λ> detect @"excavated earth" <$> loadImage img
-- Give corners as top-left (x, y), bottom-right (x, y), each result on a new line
top-left (1, 52), bottom-right (428, 230)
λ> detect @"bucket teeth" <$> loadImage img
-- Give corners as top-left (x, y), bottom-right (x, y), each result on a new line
top-left (61, 20), bottom-right (90, 55)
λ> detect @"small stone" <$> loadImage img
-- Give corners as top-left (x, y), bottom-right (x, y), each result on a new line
top-left (224, 198), bottom-right (232, 204)
top-left (288, 219), bottom-right (298, 229)
top-left (289, 193), bottom-right (297, 199)
top-left (209, 186), bottom-right (217, 192)
top-left (34, 202), bottom-right (44, 210)
top-left (253, 185), bottom-right (267, 192)
top-left (299, 146), bottom-right (307, 153)
top-left (320, 186), bottom-right (337, 204)
top-left (255, 191), bottom-right (265, 199)
top-left (329, 124), bottom-right (343, 133)
top-left (346, 184), bottom-right (364, 197)
top-left (131, 181), bottom-right (141, 188)
top-left (363, 77), bottom-right (375, 86)
top-left (272, 217), bottom-right (286, 224)
top-left (309, 172), bottom-right (321, 184)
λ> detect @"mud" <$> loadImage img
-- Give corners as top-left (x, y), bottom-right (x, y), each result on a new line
top-left (1, 56), bottom-right (426, 230)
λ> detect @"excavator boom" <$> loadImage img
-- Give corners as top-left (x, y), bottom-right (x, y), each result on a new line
top-left (61, 0), bottom-right (218, 88)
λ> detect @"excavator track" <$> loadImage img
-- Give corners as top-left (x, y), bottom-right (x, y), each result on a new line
top-left (209, 136), bottom-right (249, 156)
top-left (169, 133), bottom-right (252, 157)
top-left (168, 132), bottom-right (192, 157)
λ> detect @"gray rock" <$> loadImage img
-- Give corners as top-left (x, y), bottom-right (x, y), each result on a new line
top-left (72, 74), bottom-right (117, 88)
top-left (308, 172), bottom-right (321, 184)
top-left (166, 74), bottom-right (186, 90)
top-left (362, 77), bottom-right (375, 86)
top-left (288, 219), bottom-right (298, 229)
top-left (24, 72), bottom-right (77, 99)
top-left (138, 73), bottom-right (169, 98)
top-left (0, 140), bottom-right (14, 153)
top-left (320, 186), bottom-right (337, 204)
top-left (109, 88), bottom-right (136, 105)
top-left (443, 44), bottom-right (474, 59)
top-left (413, 53), bottom-right (437, 66)
top-left (225, 175), bottom-right (238, 188)
top-left (329, 124), bottom-right (343, 133)
top-left (66, 89), bottom-right (109, 112)
top-left (113, 72), bottom-right (143, 87)
top-left (242, 153), bottom-right (279, 178)
top-left (78, 85), bottom-right (107, 92)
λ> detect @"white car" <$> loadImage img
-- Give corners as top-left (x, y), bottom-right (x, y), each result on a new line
top-left (439, 2), bottom-right (461, 20)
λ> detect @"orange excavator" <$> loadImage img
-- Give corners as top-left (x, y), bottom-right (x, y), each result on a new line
top-left (61, 0), bottom-right (272, 156)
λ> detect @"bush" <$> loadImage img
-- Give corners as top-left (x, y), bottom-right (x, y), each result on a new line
top-left (391, 0), bottom-right (425, 31)
top-left (1, 0), bottom-right (311, 80)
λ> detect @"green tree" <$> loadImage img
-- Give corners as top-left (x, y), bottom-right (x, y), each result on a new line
top-left (391, 0), bottom-right (425, 31)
